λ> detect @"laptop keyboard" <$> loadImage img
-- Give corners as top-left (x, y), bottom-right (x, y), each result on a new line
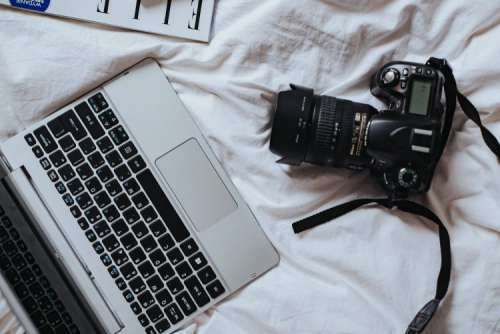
top-left (0, 205), bottom-right (81, 334)
top-left (24, 92), bottom-right (225, 333)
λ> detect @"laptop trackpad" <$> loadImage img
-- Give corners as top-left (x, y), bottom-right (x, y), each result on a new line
top-left (155, 138), bottom-right (237, 232)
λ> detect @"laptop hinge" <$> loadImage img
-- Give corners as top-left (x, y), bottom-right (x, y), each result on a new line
top-left (0, 155), bottom-right (11, 179)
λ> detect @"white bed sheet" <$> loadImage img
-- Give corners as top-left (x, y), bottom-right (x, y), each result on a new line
top-left (1, 1), bottom-right (500, 333)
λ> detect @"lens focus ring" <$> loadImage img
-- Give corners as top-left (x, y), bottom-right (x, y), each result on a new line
top-left (312, 96), bottom-right (338, 164)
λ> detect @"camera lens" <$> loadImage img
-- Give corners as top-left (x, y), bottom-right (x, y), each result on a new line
top-left (270, 85), bottom-right (376, 169)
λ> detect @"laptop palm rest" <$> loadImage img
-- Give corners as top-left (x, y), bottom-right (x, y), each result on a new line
top-left (155, 138), bottom-right (237, 232)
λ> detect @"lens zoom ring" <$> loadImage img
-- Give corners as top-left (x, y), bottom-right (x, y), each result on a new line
top-left (314, 97), bottom-right (337, 159)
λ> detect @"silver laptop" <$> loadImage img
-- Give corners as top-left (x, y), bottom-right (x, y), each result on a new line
top-left (0, 59), bottom-right (279, 334)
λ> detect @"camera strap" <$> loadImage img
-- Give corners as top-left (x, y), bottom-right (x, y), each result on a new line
top-left (292, 197), bottom-right (450, 334)
top-left (291, 58), bottom-right (499, 333)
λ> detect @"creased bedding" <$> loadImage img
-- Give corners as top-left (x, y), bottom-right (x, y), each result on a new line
top-left (1, 1), bottom-right (500, 333)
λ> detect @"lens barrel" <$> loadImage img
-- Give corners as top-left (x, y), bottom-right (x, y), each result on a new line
top-left (270, 85), bottom-right (376, 169)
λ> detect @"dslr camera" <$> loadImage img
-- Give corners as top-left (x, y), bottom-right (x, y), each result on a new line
top-left (270, 61), bottom-right (446, 197)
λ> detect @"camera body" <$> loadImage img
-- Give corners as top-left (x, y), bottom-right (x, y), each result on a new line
top-left (367, 61), bottom-right (445, 195)
top-left (270, 60), bottom-right (447, 197)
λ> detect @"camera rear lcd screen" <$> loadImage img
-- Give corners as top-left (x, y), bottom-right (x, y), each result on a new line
top-left (409, 79), bottom-right (432, 116)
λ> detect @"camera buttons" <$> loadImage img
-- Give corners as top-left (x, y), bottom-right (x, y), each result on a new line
top-left (381, 68), bottom-right (400, 86)
top-left (416, 67), bottom-right (423, 74)
top-left (425, 69), bottom-right (433, 76)
top-left (401, 81), bottom-right (407, 89)
top-left (398, 168), bottom-right (419, 188)
top-left (403, 68), bottom-right (409, 76)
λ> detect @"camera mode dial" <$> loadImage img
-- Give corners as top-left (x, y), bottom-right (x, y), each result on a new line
top-left (397, 167), bottom-right (419, 188)
top-left (381, 68), bottom-right (400, 87)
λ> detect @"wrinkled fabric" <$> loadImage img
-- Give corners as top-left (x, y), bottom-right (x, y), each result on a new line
top-left (1, 1), bottom-right (500, 333)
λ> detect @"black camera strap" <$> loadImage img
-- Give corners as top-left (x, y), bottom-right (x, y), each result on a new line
top-left (291, 58), bottom-right (499, 333)
top-left (292, 198), bottom-right (450, 334)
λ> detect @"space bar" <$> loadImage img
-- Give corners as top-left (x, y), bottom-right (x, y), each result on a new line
top-left (137, 169), bottom-right (190, 242)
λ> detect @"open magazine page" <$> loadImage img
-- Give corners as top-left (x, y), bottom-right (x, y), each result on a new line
top-left (0, 0), bottom-right (214, 41)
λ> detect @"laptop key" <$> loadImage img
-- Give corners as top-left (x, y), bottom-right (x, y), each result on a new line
top-left (124, 179), bottom-right (140, 195)
top-left (103, 204), bottom-right (119, 223)
top-left (108, 265), bottom-right (120, 279)
top-left (47, 310), bottom-right (63, 327)
top-left (167, 248), bottom-right (183, 266)
top-left (84, 206), bottom-right (102, 224)
top-left (95, 191), bottom-right (111, 209)
top-left (180, 238), bottom-right (199, 257)
top-left (166, 277), bottom-right (183, 295)
top-left (132, 192), bottom-right (148, 210)
top-left (40, 158), bottom-right (51, 170)
top-left (146, 305), bottom-right (164, 323)
top-left (75, 102), bottom-right (105, 139)
top-left (158, 234), bottom-right (175, 252)
top-left (94, 220), bottom-right (111, 238)
top-left (49, 150), bottom-right (66, 168)
top-left (58, 110), bottom-right (87, 141)
top-left (59, 164), bottom-right (76, 182)
top-left (109, 126), bottom-right (129, 146)
top-left (48, 117), bottom-right (67, 138)
top-left (138, 291), bottom-right (155, 309)
top-left (120, 263), bottom-right (138, 281)
top-left (77, 217), bottom-right (89, 230)
top-left (123, 289), bottom-right (134, 303)
top-left (206, 280), bottom-right (225, 299)
top-left (99, 109), bottom-right (119, 129)
top-left (62, 194), bottom-right (74, 207)
top-left (175, 262), bottom-right (192, 280)
top-left (189, 252), bottom-right (207, 271)
top-left (32, 145), bottom-right (44, 158)
top-left (96, 165), bottom-right (113, 183)
top-left (59, 135), bottom-right (76, 153)
top-left (130, 247), bottom-right (147, 265)
top-left (149, 249), bottom-right (166, 267)
top-left (34, 126), bottom-right (57, 153)
top-left (88, 93), bottom-right (108, 113)
top-left (120, 232), bottom-right (138, 251)
top-left (137, 170), bottom-right (190, 242)
top-left (31, 310), bottom-right (48, 327)
top-left (164, 303), bottom-right (183, 325)
top-left (25, 133), bottom-right (36, 146)
top-left (67, 179), bottom-right (84, 196)
top-left (79, 137), bottom-right (96, 155)
top-left (130, 302), bottom-right (141, 315)
top-left (105, 150), bottom-right (122, 168)
top-left (114, 193), bottom-right (131, 210)
top-left (128, 155), bottom-right (146, 173)
top-left (115, 164), bottom-right (132, 182)
top-left (88, 151), bottom-right (105, 169)
top-left (106, 180), bottom-right (122, 197)
top-left (185, 276), bottom-right (210, 307)
top-left (198, 266), bottom-right (216, 285)
top-left (48, 170), bottom-right (59, 182)
top-left (85, 177), bottom-right (103, 195)
top-left (138, 261), bottom-right (155, 279)
top-left (67, 149), bottom-right (85, 166)
top-left (131, 221), bottom-right (148, 238)
top-left (75, 192), bottom-right (92, 210)
top-left (116, 277), bottom-right (127, 290)
top-left (102, 234), bottom-right (119, 251)
top-left (96, 136), bottom-right (114, 154)
top-left (130, 276), bottom-right (147, 294)
top-left (149, 220), bottom-right (166, 238)
top-left (93, 241), bottom-right (105, 254)
top-left (119, 141), bottom-right (137, 160)
top-left (141, 206), bottom-right (157, 224)
top-left (124, 207), bottom-right (140, 224)
top-left (140, 235), bottom-right (157, 253)
top-left (155, 289), bottom-right (172, 308)
top-left (76, 163), bottom-right (93, 181)
top-left (138, 314), bottom-right (150, 327)
top-left (176, 291), bottom-right (197, 316)
top-left (86, 230), bottom-right (98, 243)
top-left (147, 325), bottom-right (159, 334)
top-left (146, 275), bottom-right (164, 293)
top-left (111, 248), bottom-right (128, 266)
top-left (111, 219), bottom-right (129, 237)
top-left (70, 206), bottom-right (82, 218)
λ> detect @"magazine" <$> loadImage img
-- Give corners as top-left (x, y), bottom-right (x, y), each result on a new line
top-left (0, 0), bottom-right (215, 42)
